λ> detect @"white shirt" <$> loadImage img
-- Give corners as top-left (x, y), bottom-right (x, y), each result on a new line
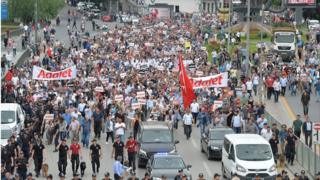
top-left (183, 113), bottom-right (193, 125)
top-left (306, 122), bottom-right (312, 131)
top-left (246, 81), bottom-right (253, 90)
top-left (280, 77), bottom-right (288, 87)
top-left (190, 102), bottom-right (199, 113)
top-left (232, 115), bottom-right (242, 127)
top-left (261, 128), bottom-right (273, 141)
top-left (273, 81), bottom-right (281, 91)
top-left (253, 75), bottom-right (259, 85)
top-left (115, 122), bottom-right (126, 135)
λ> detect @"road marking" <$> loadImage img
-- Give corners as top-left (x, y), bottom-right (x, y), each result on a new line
top-left (191, 137), bottom-right (198, 148)
top-left (203, 161), bottom-right (213, 177)
top-left (279, 96), bottom-right (296, 120)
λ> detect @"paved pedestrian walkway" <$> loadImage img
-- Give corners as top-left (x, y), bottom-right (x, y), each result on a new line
top-left (264, 97), bottom-right (316, 178)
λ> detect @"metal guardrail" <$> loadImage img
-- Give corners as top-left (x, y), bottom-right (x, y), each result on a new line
top-left (265, 111), bottom-right (320, 178)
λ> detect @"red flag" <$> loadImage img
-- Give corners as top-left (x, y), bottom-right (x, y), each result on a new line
top-left (5, 70), bottom-right (13, 81)
top-left (178, 54), bottom-right (196, 109)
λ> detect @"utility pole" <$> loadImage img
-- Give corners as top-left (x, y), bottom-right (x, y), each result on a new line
top-left (245, 0), bottom-right (250, 76)
top-left (227, 0), bottom-right (232, 53)
top-left (34, 0), bottom-right (38, 47)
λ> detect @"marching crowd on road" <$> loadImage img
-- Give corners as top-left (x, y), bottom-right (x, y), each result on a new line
top-left (1, 2), bottom-right (320, 180)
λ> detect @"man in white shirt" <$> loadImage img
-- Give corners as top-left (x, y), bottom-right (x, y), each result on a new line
top-left (190, 101), bottom-right (199, 124)
top-left (246, 78), bottom-right (253, 97)
top-left (114, 118), bottom-right (126, 142)
top-left (231, 111), bottom-right (242, 133)
top-left (183, 109), bottom-right (193, 140)
top-left (280, 76), bottom-right (288, 96)
top-left (273, 78), bottom-right (281, 103)
top-left (260, 124), bottom-right (272, 141)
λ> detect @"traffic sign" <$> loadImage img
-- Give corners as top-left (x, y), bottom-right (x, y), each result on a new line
top-left (314, 123), bottom-right (320, 130)
top-left (313, 123), bottom-right (320, 144)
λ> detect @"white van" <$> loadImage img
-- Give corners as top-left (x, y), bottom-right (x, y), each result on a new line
top-left (1, 103), bottom-right (25, 135)
top-left (221, 134), bottom-right (277, 179)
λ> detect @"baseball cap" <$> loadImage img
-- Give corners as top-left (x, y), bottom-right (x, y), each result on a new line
top-left (198, 173), bottom-right (204, 177)
top-left (294, 173), bottom-right (299, 177)
top-left (178, 169), bottom-right (183, 173)
top-left (105, 172), bottom-right (110, 176)
top-left (214, 173), bottom-right (221, 178)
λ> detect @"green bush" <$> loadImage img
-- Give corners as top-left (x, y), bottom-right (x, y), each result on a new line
top-left (272, 22), bottom-right (292, 28)
top-left (257, 32), bottom-right (268, 39)
top-left (7, 0), bottom-right (65, 23)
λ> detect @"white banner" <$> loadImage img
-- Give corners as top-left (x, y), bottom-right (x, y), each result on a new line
top-left (137, 91), bottom-right (146, 99)
top-left (94, 87), bottom-right (104, 92)
top-left (32, 66), bottom-right (77, 80)
top-left (115, 95), bottom-right (124, 102)
top-left (191, 72), bottom-right (228, 89)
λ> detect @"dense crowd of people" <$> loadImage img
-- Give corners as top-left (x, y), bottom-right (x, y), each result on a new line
top-left (1, 2), bottom-right (320, 180)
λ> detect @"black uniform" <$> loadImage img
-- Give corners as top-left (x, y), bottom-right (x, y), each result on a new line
top-left (58, 144), bottom-right (69, 175)
top-left (32, 143), bottom-right (45, 176)
top-left (16, 157), bottom-right (28, 179)
top-left (113, 141), bottom-right (124, 163)
top-left (90, 143), bottom-right (101, 173)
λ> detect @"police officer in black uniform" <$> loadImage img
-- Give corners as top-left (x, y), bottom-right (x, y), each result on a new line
top-left (90, 139), bottom-right (102, 175)
top-left (111, 136), bottom-right (124, 164)
top-left (57, 139), bottom-right (69, 176)
top-left (31, 138), bottom-right (45, 177)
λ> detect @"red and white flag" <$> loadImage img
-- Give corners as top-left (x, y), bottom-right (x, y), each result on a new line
top-left (178, 54), bottom-right (196, 109)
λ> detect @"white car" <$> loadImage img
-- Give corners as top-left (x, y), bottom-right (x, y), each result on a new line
top-left (307, 19), bottom-right (320, 30)
top-left (1, 126), bottom-right (13, 146)
top-left (1, 103), bottom-right (25, 135)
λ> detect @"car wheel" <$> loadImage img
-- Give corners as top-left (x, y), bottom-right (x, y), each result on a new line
top-left (221, 163), bottom-right (227, 178)
top-left (201, 144), bottom-right (204, 153)
top-left (207, 150), bottom-right (211, 160)
top-left (137, 158), bottom-right (143, 168)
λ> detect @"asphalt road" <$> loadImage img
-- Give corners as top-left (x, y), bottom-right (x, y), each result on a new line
top-left (284, 91), bottom-right (320, 123)
top-left (28, 123), bottom-right (222, 179)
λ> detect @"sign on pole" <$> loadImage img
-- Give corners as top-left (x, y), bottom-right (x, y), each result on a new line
top-left (1, 1), bottom-right (8, 21)
top-left (314, 123), bottom-right (320, 144)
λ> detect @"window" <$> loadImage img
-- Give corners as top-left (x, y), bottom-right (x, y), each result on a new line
top-left (203, 2), bottom-right (206, 11)
top-left (211, 3), bottom-right (214, 12)
top-left (207, 3), bottom-right (210, 12)
top-left (224, 139), bottom-right (231, 153)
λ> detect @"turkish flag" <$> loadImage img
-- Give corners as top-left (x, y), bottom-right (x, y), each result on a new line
top-left (5, 70), bottom-right (13, 81)
top-left (178, 54), bottom-right (196, 109)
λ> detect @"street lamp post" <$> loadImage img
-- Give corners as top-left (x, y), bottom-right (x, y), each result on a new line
top-left (227, 0), bottom-right (232, 53)
top-left (34, 0), bottom-right (39, 49)
top-left (245, 0), bottom-right (250, 76)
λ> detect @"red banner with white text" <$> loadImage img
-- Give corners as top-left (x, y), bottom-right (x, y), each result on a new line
top-left (191, 72), bottom-right (228, 89)
top-left (32, 66), bottom-right (77, 80)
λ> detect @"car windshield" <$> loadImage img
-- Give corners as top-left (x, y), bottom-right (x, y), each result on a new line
top-left (1, 111), bottom-right (15, 124)
top-left (236, 144), bottom-right (273, 161)
top-left (275, 34), bottom-right (294, 43)
top-left (153, 157), bottom-right (185, 169)
top-left (142, 130), bottom-right (172, 143)
top-left (210, 130), bottom-right (233, 140)
top-left (1, 129), bottom-right (12, 139)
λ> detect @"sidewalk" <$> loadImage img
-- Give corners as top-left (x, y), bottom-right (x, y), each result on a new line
top-left (264, 97), bottom-right (315, 178)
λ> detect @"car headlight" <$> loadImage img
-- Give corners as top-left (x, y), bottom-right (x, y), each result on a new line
top-left (268, 164), bottom-right (276, 172)
top-left (236, 164), bottom-right (246, 173)
top-left (170, 149), bottom-right (176, 153)
top-left (210, 146), bottom-right (220, 150)
top-left (139, 149), bottom-right (147, 156)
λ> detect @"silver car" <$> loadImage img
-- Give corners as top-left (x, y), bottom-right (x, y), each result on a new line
top-left (147, 153), bottom-right (192, 180)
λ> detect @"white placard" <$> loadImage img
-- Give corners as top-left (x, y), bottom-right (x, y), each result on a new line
top-left (115, 95), bottom-right (124, 102)
top-left (137, 91), bottom-right (146, 99)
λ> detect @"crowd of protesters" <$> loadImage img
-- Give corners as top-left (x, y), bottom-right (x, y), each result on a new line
top-left (1, 2), bottom-right (320, 180)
